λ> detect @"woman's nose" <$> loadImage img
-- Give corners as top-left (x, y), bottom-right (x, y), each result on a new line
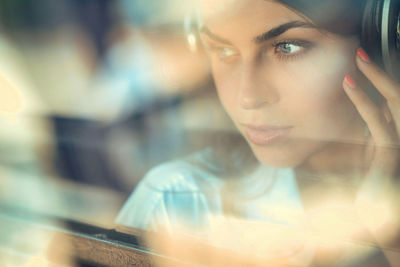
top-left (238, 66), bottom-right (279, 109)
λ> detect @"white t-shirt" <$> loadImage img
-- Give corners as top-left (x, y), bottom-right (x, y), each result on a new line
top-left (116, 147), bottom-right (303, 232)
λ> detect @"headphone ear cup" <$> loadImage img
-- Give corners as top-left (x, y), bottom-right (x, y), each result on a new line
top-left (380, 0), bottom-right (400, 81)
top-left (361, 0), bottom-right (384, 66)
top-left (362, 0), bottom-right (400, 81)
top-left (361, 0), bottom-right (385, 105)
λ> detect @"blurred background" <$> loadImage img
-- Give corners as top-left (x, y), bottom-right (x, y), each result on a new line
top-left (0, 0), bottom-right (236, 264)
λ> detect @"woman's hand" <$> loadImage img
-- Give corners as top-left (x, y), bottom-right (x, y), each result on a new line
top-left (146, 218), bottom-right (315, 267)
top-left (343, 47), bottom-right (400, 249)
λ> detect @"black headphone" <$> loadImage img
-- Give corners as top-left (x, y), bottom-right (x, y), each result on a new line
top-left (362, 0), bottom-right (400, 81)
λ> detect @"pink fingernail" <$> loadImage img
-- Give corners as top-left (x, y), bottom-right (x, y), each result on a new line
top-left (357, 47), bottom-right (370, 62)
top-left (345, 75), bottom-right (357, 88)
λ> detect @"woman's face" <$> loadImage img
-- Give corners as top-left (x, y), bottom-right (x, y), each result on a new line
top-left (199, 0), bottom-right (366, 167)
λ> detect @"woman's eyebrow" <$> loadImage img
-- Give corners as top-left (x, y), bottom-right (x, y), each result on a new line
top-left (254, 21), bottom-right (316, 43)
top-left (199, 26), bottom-right (232, 45)
top-left (199, 20), bottom-right (315, 45)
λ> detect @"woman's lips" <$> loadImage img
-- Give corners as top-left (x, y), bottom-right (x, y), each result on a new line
top-left (242, 124), bottom-right (293, 146)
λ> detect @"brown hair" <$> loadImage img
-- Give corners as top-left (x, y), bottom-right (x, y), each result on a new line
top-left (277, 0), bottom-right (365, 36)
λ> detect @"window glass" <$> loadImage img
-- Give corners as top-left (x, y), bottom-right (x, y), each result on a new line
top-left (1, 0), bottom-right (400, 266)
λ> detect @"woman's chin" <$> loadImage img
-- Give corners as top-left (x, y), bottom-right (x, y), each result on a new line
top-left (252, 149), bottom-right (304, 168)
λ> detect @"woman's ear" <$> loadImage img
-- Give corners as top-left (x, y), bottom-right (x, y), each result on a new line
top-left (0, 71), bottom-right (23, 114)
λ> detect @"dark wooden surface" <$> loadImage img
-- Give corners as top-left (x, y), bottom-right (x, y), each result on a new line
top-left (1, 205), bottom-right (398, 266)
top-left (0, 206), bottom-right (182, 266)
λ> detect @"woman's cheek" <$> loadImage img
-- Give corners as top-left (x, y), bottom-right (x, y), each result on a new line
top-left (285, 55), bottom-right (357, 139)
top-left (213, 66), bottom-right (240, 115)
top-left (286, 48), bottom-right (351, 103)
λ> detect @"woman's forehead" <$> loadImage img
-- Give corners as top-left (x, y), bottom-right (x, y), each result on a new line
top-left (196, 0), bottom-right (362, 36)
top-left (199, 0), bottom-right (280, 19)
top-left (197, 0), bottom-right (306, 32)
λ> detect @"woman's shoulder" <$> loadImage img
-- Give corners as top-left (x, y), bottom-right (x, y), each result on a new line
top-left (141, 148), bottom-right (226, 192)
top-left (115, 148), bottom-right (227, 230)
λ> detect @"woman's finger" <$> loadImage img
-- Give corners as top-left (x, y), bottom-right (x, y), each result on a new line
top-left (355, 47), bottom-right (400, 104)
top-left (343, 74), bottom-right (400, 184)
top-left (387, 99), bottom-right (400, 137)
top-left (343, 75), bottom-right (396, 146)
top-left (355, 47), bottom-right (400, 145)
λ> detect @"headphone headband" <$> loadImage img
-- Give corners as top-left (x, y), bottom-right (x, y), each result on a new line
top-left (381, 0), bottom-right (400, 80)
top-left (362, 0), bottom-right (400, 81)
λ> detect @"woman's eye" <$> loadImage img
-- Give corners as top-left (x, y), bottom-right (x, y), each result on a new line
top-left (217, 47), bottom-right (237, 59)
top-left (205, 44), bottom-right (239, 63)
top-left (272, 40), bottom-right (313, 61)
top-left (277, 43), bottom-right (302, 54)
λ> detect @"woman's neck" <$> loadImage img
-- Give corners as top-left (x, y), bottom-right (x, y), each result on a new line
top-left (294, 140), bottom-right (373, 211)
top-left (297, 141), bottom-right (369, 182)
top-left (296, 115), bottom-right (372, 185)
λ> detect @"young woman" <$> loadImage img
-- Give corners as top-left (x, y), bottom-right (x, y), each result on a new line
top-left (117, 0), bottom-right (400, 264)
